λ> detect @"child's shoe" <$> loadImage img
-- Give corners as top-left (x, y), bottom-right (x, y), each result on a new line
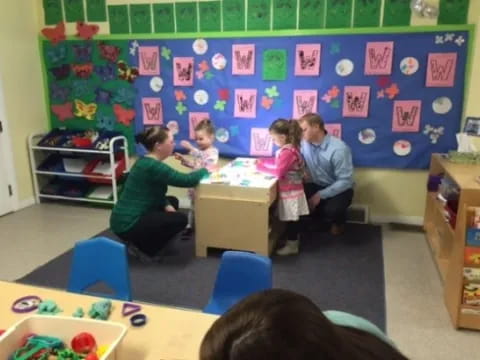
top-left (276, 240), bottom-right (299, 256)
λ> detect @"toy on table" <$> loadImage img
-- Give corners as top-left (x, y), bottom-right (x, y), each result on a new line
top-left (11, 296), bottom-right (42, 313)
top-left (72, 307), bottom-right (84, 318)
top-left (122, 302), bottom-right (141, 317)
top-left (71, 332), bottom-right (97, 354)
top-left (37, 300), bottom-right (62, 315)
top-left (130, 313), bottom-right (147, 327)
top-left (88, 300), bottom-right (111, 320)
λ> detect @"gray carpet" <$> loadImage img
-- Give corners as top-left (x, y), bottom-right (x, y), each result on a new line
top-left (17, 224), bottom-right (386, 330)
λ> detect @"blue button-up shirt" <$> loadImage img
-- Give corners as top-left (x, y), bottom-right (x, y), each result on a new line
top-left (301, 135), bottom-right (354, 199)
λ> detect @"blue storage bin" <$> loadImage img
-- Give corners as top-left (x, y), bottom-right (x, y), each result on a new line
top-left (466, 228), bottom-right (480, 247)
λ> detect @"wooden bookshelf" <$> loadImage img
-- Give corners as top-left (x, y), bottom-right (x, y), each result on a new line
top-left (424, 154), bottom-right (480, 330)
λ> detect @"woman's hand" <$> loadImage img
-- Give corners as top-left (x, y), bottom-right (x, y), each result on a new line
top-left (165, 205), bottom-right (176, 212)
top-left (174, 152), bottom-right (185, 161)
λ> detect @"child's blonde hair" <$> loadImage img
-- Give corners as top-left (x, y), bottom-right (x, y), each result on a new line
top-left (269, 118), bottom-right (302, 148)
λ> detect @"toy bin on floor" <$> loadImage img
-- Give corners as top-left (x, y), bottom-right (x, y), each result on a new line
top-left (83, 154), bottom-right (126, 184)
top-left (0, 315), bottom-right (127, 360)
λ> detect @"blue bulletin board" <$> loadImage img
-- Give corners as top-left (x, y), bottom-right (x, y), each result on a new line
top-left (41, 25), bottom-right (473, 169)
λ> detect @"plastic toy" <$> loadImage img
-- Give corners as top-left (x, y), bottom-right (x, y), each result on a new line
top-left (85, 353), bottom-right (99, 360)
top-left (11, 296), bottom-right (42, 313)
top-left (96, 345), bottom-right (108, 357)
top-left (130, 313), bottom-right (147, 327)
top-left (122, 302), bottom-right (141, 316)
top-left (88, 300), bottom-right (112, 320)
top-left (12, 335), bottom-right (63, 360)
top-left (37, 300), bottom-right (62, 315)
top-left (71, 332), bottom-right (97, 354)
top-left (72, 307), bottom-right (84, 318)
top-left (56, 348), bottom-right (82, 359)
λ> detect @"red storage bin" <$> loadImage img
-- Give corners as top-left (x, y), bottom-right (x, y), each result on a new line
top-left (83, 154), bottom-right (126, 184)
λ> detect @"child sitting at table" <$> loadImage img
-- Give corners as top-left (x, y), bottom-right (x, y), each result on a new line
top-left (257, 118), bottom-right (309, 256)
top-left (175, 119), bottom-right (219, 233)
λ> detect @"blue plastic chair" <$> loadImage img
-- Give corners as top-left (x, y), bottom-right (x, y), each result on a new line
top-left (67, 237), bottom-right (132, 301)
top-left (204, 251), bottom-right (272, 315)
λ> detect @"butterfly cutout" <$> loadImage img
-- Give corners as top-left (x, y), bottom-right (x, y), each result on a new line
top-left (46, 44), bottom-right (67, 64)
top-left (71, 80), bottom-right (92, 98)
top-left (51, 102), bottom-right (73, 122)
top-left (76, 21), bottom-right (99, 40)
top-left (196, 70), bottom-right (205, 80)
top-left (114, 104), bottom-right (135, 126)
top-left (96, 111), bottom-right (115, 131)
top-left (95, 63), bottom-right (117, 81)
top-left (377, 76), bottom-right (391, 89)
top-left (41, 22), bottom-right (66, 45)
top-left (98, 42), bottom-right (121, 62)
top-left (327, 86), bottom-right (340, 99)
top-left (72, 43), bottom-right (93, 62)
top-left (435, 35), bottom-right (444, 44)
top-left (377, 90), bottom-right (385, 99)
top-left (176, 101), bottom-right (187, 115)
top-left (444, 33), bottom-right (455, 42)
top-left (72, 63), bottom-right (93, 79)
top-left (95, 88), bottom-right (112, 104)
top-left (329, 42), bottom-right (340, 55)
top-left (218, 89), bottom-right (229, 101)
top-left (117, 61), bottom-right (139, 83)
top-left (198, 60), bottom-right (209, 73)
top-left (214, 100), bottom-right (227, 111)
top-left (265, 86), bottom-right (279, 98)
top-left (161, 46), bottom-right (171, 60)
top-left (261, 96), bottom-right (274, 110)
top-left (129, 40), bottom-right (140, 56)
top-left (174, 90), bottom-right (187, 102)
top-left (229, 125), bottom-right (240, 137)
top-left (112, 87), bottom-right (137, 107)
top-left (204, 71), bottom-right (214, 80)
top-left (50, 83), bottom-right (70, 102)
top-left (385, 83), bottom-right (400, 100)
top-left (74, 99), bottom-right (97, 120)
top-left (330, 99), bottom-right (340, 109)
top-left (50, 64), bottom-right (70, 80)
top-left (455, 36), bottom-right (465, 47)
top-left (321, 94), bottom-right (332, 103)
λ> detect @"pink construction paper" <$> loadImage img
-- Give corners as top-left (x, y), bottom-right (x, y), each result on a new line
top-left (234, 89), bottom-right (257, 118)
top-left (232, 44), bottom-right (255, 75)
top-left (142, 97), bottom-right (163, 125)
top-left (364, 42), bottom-right (394, 75)
top-left (173, 57), bottom-right (194, 86)
top-left (392, 100), bottom-right (422, 132)
top-left (295, 44), bottom-right (321, 76)
top-left (139, 46), bottom-right (160, 76)
top-left (293, 90), bottom-right (318, 119)
top-left (426, 53), bottom-right (457, 87)
top-left (189, 112), bottom-right (210, 139)
top-left (324, 123), bottom-right (342, 139)
top-left (250, 128), bottom-right (273, 157)
top-left (342, 86), bottom-right (370, 118)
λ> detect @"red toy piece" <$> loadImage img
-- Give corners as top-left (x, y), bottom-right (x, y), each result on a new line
top-left (41, 22), bottom-right (66, 45)
top-left (85, 352), bottom-right (99, 360)
top-left (71, 332), bottom-right (97, 354)
top-left (76, 21), bottom-right (100, 40)
top-left (0, 329), bottom-right (4, 336)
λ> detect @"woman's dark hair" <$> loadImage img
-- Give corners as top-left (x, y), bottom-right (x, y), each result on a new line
top-left (135, 126), bottom-right (169, 152)
top-left (269, 118), bottom-right (303, 148)
top-left (195, 118), bottom-right (215, 136)
top-left (200, 289), bottom-right (408, 360)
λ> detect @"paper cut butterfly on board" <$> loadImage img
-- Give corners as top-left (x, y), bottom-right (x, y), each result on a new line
top-left (117, 61), bottom-right (139, 83)
top-left (74, 99), bottom-right (97, 120)
top-left (234, 50), bottom-right (253, 70)
top-left (72, 43), bottom-right (93, 63)
top-left (71, 63), bottom-right (94, 79)
top-left (298, 50), bottom-right (319, 70)
top-left (96, 111), bottom-right (115, 131)
top-left (95, 63), bottom-right (117, 81)
top-left (296, 96), bottom-right (315, 114)
top-left (50, 82), bottom-right (70, 102)
top-left (95, 88), bottom-right (112, 105)
top-left (113, 87), bottom-right (137, 107)
top-left (76, 21), bottom-right (99, 41)
top-left (51, 102), bottom-right (74, 122)
top-left (50, 64), bottom-right (70, 81)
top-left (98, 42), bottom-right (121, 63)
top-left (176, 63), bottom-right (193, 82)
top-left (46, 44), bottom-right (67, 64)
top-left (346, 92), bottom-right (368, 112)
top-left (72, 80), bottom-right (92, 98)
top-left (41, 22), bottom-right (66, 45)
top-left (113, 104), bottom-right (135, 126)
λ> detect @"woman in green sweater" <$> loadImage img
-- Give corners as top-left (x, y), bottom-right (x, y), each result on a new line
top-left (200, 289), bottom-right (408, 360)
top-left (110, 126), bottom-right (208, 258)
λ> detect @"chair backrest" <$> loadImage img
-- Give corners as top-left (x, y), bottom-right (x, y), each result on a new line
top-left (205, 251), bottom-right (272, 314)
top-left (67, 237), bottom-right (132, 301)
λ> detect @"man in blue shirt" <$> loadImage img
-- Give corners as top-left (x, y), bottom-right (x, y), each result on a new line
top-left (299, 113), bottom-right (354, 235)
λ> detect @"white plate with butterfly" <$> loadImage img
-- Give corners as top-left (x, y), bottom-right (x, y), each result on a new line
top-left (335, 59), bottom-right (354, 77)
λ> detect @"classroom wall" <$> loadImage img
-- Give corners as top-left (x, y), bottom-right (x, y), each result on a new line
top-left (32, 1), bottom-right (479, 222)
top-left (1, 2), bottom-right (47, 206)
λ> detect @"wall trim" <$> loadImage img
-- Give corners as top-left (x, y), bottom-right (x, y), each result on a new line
top-left (370, 215), bottom-right (424, 226)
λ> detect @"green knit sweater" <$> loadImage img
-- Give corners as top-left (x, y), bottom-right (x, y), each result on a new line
top-left (110, 157), bottom-right (208, 234)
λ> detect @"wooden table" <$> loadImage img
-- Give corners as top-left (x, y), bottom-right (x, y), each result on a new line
top-left (194, 158), bottom-right (280, 257)
top-left (0, 281), bottom-right (217, 359)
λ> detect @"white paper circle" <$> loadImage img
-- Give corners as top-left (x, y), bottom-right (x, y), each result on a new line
top-left (432, 97), bottom-right (452, 114)
top-left (335, 59), bottom-right (354, 77)
top-left (211, 53), bottom-right (227, 70)
top-left (150, 77), bottom-right (164, 92)
top-left (216, 128), bottom-right (229, 143)
top-left (393, 140), bottom-right (412, 156)
top-left (193, 39), bottom-right (208, 55)
top-left (358, 128), bottom-right (376, 145)
top-left (166, 121), bottom-right (179, 135)
top-left (400, 57), bottom-right (419, 75)
top-left (194, 90), bottom-right (209, 105)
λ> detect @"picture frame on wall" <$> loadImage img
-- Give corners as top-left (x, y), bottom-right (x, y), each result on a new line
top-left (464, 117), bottom-right (480, 136)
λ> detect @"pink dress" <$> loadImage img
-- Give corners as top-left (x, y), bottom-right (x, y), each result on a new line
top-left (257, 144), bottom-right (309, 221)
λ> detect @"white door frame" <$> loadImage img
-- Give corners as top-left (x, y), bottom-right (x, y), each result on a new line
top-left (0, 75), bottom-right (19, 214)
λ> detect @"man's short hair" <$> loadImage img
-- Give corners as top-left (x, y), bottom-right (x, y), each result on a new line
top-left (299, 113), bottom-right (325, 131)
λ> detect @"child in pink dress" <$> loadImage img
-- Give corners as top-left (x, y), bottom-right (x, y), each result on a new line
top-left (257, 118), bottom-right (309, 256)
top-left (175, 119), bottom-right (219, 232)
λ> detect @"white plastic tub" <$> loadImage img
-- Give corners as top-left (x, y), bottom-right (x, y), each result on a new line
top-left (0, 315), bottom-right (128, 360)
